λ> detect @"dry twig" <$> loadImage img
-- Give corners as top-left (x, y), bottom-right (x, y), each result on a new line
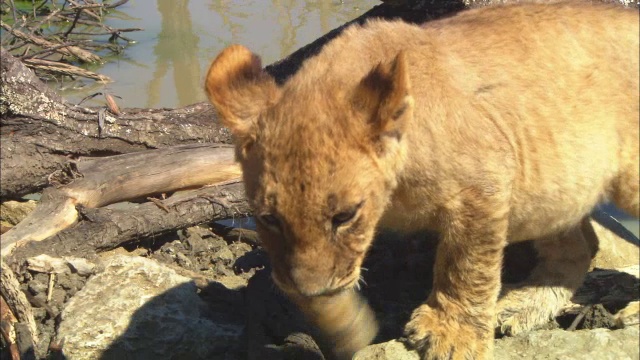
top-left (1, 0), bottom-right (140, 81)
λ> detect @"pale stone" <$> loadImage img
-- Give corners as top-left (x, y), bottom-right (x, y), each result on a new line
top-left (0, 200), bottom-right (37, 225)
top-left (354, 327), bottom-right (640, 360)
top-left (354, 340), bottom-right (419, 360)
top-left (494, 326), bottom-right (640, 360)
top-left (58, 255), bottom-right (242, 360)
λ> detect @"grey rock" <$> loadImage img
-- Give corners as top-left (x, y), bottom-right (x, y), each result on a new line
top-left (494, 326), bottom-right (640, 360)
top-left (26, 254), bottom-right (96, 276)
top-left (213, 246), bottom-right (235, 262)
top-left (229, 241), bottom-right (253, 258)
top-left (58, 255), bottom-right (243, 360)
top-left (354, 327), bottom-right (640, 360)
top-left (0, 200), bottom-right (37, 225)
top-left (354, 340), bottom-right (419, 360)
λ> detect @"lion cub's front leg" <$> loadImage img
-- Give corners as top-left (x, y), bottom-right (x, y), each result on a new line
top-left (405, 188), bottom-right (509, 360)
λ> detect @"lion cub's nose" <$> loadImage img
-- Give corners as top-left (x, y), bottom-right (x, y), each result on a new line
top-left (289, 266), bottom-right (332, 297)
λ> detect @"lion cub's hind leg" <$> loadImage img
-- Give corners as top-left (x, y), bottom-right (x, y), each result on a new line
top-left (496, 221), bottom-right (592, 336)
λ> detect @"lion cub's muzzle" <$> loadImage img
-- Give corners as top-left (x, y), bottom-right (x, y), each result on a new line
top-left (288, 286), bottom-right (379, 359)
top-left (272, 264), bottom-right (360, 297)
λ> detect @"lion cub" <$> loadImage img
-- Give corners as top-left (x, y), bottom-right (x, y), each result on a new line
top-left (205, 1), bottom-right (639, 359)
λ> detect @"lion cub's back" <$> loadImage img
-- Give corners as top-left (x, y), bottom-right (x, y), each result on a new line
top-left (405, 2), bottom-right (639, 238)
top-left (436, 2), bottom-right (639, 239)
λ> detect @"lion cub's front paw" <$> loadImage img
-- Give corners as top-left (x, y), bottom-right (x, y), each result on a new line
top-left (404, 304), bottom-right (492, 360)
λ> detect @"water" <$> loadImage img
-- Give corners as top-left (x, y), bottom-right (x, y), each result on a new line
top-left (57, 0), bottom-right (375, 108)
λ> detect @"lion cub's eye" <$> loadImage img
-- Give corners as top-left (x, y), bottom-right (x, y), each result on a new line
top-left (258, 214), bottom-right (281, 230)
top-left (332, 201), bottom-right (364, 228)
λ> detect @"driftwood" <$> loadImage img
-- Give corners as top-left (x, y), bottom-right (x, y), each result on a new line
top-left (21, 57), bottom-right (111, 82)
top-left (1, 0), bottom-right (141, 84)
top-left (0, 21), bottom-right (100, 63)
top-left (0, 262), bottom-right (38, 355)
top-left (4, 180), bottom-right (250, 268)
top-left (0, 295), bottom-right (20, 360)
top-left (1, 144), bottom-right (242, 259)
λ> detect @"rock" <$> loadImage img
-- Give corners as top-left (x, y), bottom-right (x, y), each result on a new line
top-left (589, 217), bottom-right (640, 270)
top-left (494, 326), bottom-right (640, 360)
top-left (215, 273), bottom-right (249, 290)
top-left (354, 340), bottom-right (419, 360)
top-left (229, 241), bottom-right (253, 259)
top-left (213, 246), bottom-right (235, 262)
top-left (245, 269), bottom-right (314, 360)
top-left (614, 301), bottom-right (640, 328)
top-left (0, 200), bottom-right (37, 225)
top-left (26, 254), bottom-right (96, 276)
top-left (57, 255), bottom-right (243, 360)
top-left (355, 327), bottom-right (640, 359)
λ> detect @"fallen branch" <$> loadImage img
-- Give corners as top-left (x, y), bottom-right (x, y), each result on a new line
top-left (22, 57), bottom-right (111, 82)
top-left (0, 295), bottom-right (20, 360)
top-left (4, 181), bottom-right (250, 268)
top-left (0, 20), bottom-right (100, 63)
top-left (0, 261), bottom-right (38, 355)
top-left (1, 144), bottom-right (242, 257)
top-left (1, 0), bottom-right (140, 83)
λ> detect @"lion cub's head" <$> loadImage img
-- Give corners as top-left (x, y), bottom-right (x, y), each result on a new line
top-left (205, 45), bottom-right (413, 297)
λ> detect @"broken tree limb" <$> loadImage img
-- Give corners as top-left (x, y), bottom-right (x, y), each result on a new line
top-left (0, 261), bottom-right (38, 353)
top-left (4, 181), bottom-right (250, 268)
top-left (21, 57), bottom-right (111, 82)
top-left (0, 20), bottom-right (101, 63)
top-left (0, 295), bottom-right (20, 360)
top-left (1, 144), bottom-right (241, 257)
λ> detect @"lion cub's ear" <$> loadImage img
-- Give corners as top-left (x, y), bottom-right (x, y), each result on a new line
top-left (353, 51), bottom-right (413, 149)
top-left (205, 45), bottom-right (279, 151)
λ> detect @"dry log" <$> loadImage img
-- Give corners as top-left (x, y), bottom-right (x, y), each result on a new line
top-left (1, 144), bottom-right (241, 257)
top-left (0, 261), bottom-right (38, 354)
top-left (21, 57), bottom-right (111, 82)
top-left (4, 181), bottom-right (250, 267)
top-left (0, 295), bottom-right (20, 360)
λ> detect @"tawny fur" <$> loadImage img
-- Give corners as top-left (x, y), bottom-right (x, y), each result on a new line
top-left (205, 2), bottom-right (639, 359)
